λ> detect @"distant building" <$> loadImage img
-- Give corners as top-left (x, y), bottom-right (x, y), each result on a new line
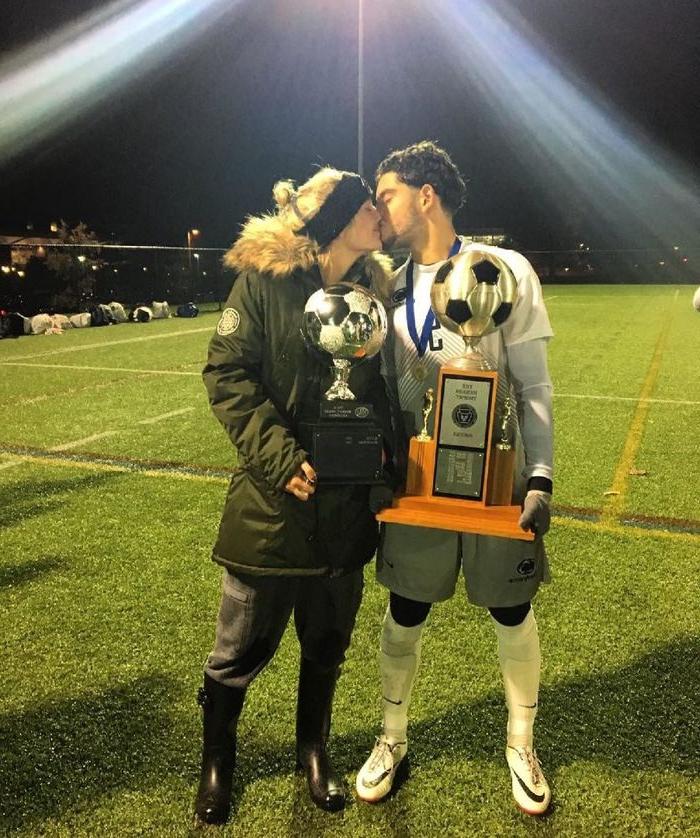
top-left (388, 229), bottom-right (514, 266)
top-left (462, 229), bottom-right (512, 248)
top-left (0, 223), bottom-right (104, 277)
top-left (0, 232), bottom-right (60, 269)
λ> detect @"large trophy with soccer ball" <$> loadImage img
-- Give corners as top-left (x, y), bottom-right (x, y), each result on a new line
top-left (377, 250), bottom-right (533, 541)
top-left (301, 282), bottom-right (387, 484)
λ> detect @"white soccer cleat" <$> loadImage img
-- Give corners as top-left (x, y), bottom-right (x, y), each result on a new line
top-left (505, 745), bottom-right (551, 816)
top-left (355, 735), bottom-right (407, 803)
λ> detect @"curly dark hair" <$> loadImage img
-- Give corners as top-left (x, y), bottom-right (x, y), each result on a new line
top-left (375, 141), bottom-right (466, 215)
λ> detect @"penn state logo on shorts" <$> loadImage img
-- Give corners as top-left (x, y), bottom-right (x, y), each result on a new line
top-left (217, 308), bottom-right (240, 336)
top-left (452, 403), bottom-right (477, 428)
top-left (517, 558), bottom-right (536, 576)
top-left (391, 287), bottom-right (407, 305)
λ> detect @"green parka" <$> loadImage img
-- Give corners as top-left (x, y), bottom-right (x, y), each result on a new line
top-left (203, 214), bottom-right (394, 577)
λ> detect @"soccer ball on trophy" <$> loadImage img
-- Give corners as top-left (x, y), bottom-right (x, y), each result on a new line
top-left (302, 282), bottom-right (387, 399)
top-left (431, 249), bottom-right (517, 351)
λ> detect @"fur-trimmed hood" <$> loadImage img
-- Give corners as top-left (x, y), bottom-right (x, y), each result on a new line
top-left (223, 213), bottom-right (395, 302)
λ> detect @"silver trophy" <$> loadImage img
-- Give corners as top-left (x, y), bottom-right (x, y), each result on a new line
top-left (302, 282), bottom-right (387, 400)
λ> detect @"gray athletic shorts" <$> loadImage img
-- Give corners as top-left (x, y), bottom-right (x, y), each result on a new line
top-left (376, 523), bottom-right (549, 608)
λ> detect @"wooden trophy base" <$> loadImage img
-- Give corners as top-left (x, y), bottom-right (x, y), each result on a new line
top-left (376, 496), bottom-right (532, 540)
top-left (376, 432), bottom-right (533, 541)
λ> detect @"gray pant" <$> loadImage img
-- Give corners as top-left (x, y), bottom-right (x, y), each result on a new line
top-left (205, 569), bottom-right (364, 689)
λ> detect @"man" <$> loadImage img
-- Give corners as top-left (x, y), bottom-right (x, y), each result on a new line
top-left (356, 142), bottom-right (554, 815)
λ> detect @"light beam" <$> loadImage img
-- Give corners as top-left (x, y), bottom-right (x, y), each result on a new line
top-left (433, 0), bottom-right (700, 251)
top-left (0, 0), bottom-right (239, 167)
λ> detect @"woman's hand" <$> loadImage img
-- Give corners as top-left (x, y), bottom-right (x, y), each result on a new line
top-left (284, 461), bottom-right (317, 501)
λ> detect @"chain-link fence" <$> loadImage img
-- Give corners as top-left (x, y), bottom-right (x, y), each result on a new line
top-left (0, 243), bottom-right (229, 315)
top-left (523, 246), bottom-right (698, 285)
top-left (1, 241), bottom-right (697, 316)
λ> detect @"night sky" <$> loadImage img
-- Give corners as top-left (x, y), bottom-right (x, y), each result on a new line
top-left (1, 0), bottom-right (699, 250)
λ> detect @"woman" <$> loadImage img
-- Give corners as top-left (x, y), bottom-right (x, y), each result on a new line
top-left (196, 168), bottom-right (394, 825)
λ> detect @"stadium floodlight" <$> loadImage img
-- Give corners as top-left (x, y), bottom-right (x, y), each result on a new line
top-left (187, 228), bottom-right (201, 270)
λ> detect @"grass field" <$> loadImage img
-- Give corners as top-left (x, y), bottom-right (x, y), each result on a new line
top-left (1, 284), bottom-right (698, 837)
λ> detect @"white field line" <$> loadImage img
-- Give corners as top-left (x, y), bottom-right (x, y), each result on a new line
top-left (554, 392), bottom-right (700, 407)
top-left (2, 360), bottom-right (698, 405)
top-left (137, 407), bottom-right (195, 425)
top-left (17, 394), bottom-right (51, 406)
top-left (544, 297), bottom-right (677, 305)
top-left (0, 360), bottom-right (700, 407)
top-left (543, 291), bottom-right (680, 299)
top-left (0, 325), bottom-right (213, 362)
top-left (49, 431), bottom-right (121, 452)
top-left (0, 361), bottom-right (200, 376)
top-left (0, 458), bottom-right (25, 470)
top-left (544, 296), bottom-right (623, 301)
top-left (35, 407), bottom-right (197, 454)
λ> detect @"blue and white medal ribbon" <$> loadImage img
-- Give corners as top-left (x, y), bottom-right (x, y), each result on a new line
top-left (406, 238), bottom-right (461, 378)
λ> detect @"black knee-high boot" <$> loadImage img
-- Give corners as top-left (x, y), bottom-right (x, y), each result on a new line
top-left (194, 673), bottom-right (246, 825)
top-left (295, 658), bottom-right (346, 812)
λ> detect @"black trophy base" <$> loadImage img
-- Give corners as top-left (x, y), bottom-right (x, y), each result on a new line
top-left (303, 401), bottom-right (383, 485)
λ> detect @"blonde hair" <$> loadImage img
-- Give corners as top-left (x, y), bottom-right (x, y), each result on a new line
top-left (273, 167), bottom-right (351, 232)
top-left (223, 167), bottom-right (356, 277)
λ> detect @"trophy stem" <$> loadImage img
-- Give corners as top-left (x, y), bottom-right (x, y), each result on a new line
top-left (325, 358), bottom-right (356, 400)
top-left (443, 336), bottom-right (492, 371)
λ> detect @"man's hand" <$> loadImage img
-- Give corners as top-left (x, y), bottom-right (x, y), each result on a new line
top-left (518, 490), bottom-right (552, 536)
top-left (284, 461), bottom-right (317, 501)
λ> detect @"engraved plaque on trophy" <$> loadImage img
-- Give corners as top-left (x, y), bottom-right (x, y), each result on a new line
top-left (300, 282), bottom-right (387, 484)
top-left (433, 373), bottom-right (494, 498)
top-left (378, 249), bottom-right (533, 541)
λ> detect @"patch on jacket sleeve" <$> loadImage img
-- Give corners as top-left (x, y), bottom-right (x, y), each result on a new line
top-left (217, 308), bottom-right (241, 336)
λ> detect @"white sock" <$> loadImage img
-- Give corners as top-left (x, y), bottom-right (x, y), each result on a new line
top-left (491, 608), bottom-right (541, 748)
top-left (379, 605), bottom-right (425, 746)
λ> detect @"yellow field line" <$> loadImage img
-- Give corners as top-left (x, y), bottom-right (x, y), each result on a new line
top-left (553, 513), bottom-right (700, 546)
top-left (4, 452), bottom-right (698, 545)
top-left (601, 291), bottom-right (679, 525)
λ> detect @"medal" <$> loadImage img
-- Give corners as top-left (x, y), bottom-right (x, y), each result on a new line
top-left (413, 363), bottom-right (427, 382)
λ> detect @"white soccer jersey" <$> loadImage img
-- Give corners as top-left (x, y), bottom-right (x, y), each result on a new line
top-left (382, 239), bottom-right (554, 482)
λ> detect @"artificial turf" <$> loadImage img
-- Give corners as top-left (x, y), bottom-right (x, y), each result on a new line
top-left (1, 284), bottom-right (698, 836)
